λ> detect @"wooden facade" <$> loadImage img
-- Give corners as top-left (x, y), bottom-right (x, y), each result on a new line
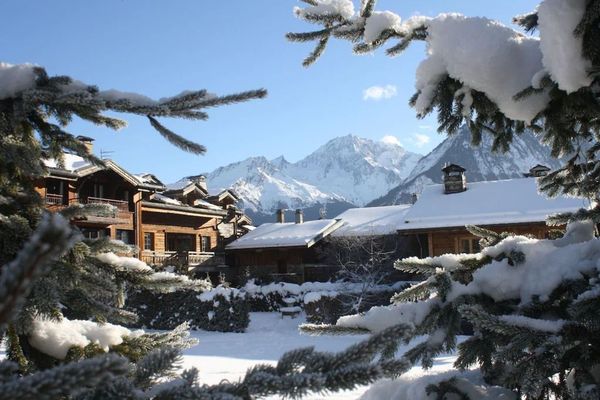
top-left (403, 222), bottom-right (556, 257)
top-left (38, 151), bottom-right (251, 270)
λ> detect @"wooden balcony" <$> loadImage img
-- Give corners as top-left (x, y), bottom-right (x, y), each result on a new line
top-left (74, 197), bottom-right (133, 226)
top-left (85, 196), bottom-right (130, 212)
top-left (141, 251), bottom-right (225, 268)
top-left (45, 193), bottom-right (66, 205)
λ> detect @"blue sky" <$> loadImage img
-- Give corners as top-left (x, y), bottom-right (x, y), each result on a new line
top-left (2, 0), bottom-right (539, 183)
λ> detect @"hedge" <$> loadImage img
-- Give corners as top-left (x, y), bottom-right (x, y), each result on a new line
top-left (126, 286), bottom-right (249, 333)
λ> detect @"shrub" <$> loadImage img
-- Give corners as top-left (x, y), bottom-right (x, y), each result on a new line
top-left (126, 286), bottom-right (249, 333)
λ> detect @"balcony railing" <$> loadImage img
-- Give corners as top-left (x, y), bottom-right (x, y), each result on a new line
top-left (45, 193), bottom-right (66, 206)
top-left (85, 196), bottom-right (129, 212)
top-left (141, 251), bottom-right (225, 268)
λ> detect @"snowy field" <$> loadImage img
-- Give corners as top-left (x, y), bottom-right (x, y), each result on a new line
top-left (182, 312), bottom-right (459, 399)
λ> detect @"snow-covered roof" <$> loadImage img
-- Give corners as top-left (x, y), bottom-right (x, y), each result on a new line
top-left (226, 219), bottom-right (343, 250)
top-left (165, 178), bottom-right (193, 191)
top-left (332, 205), bottom-right (412, 237)
top-left (399, 178), bottom-right (585, 231)
top-left (193, 198), bottom-right (223, 211)
top-left (150, 193), bottom-right (182, 206)
top-left (43, 153), bottom-right (91, 172)
top-left (43, 154), bottom-right (165, 189)
top-left (132, 173), bottom-right (163, 187)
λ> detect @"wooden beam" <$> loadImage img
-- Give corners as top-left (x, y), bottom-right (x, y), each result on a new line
top-left (427, 233), bottom-right (434, 257)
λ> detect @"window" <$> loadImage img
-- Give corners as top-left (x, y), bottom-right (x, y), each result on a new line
top-left (201, 236), bottom-right (211, 252)
top-left (116, 229), bottom-right (133, 244)
top-left (46, 179), bottom-right (64, 195)
top-left (459, 238), bottom-right (481, 254)
top-left (92, 183), bottom-right (104, 198)
top-left (144, 232), bottom-right (154, 251)
top-left (80, 228), bottom-right (108, 240)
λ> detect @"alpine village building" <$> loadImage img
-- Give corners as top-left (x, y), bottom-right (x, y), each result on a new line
top-left (38, 137), bottom-right (584, 283)
top-left (225, 163), bottom-right (583, 282)
top-left (37, 136), bottom-right (252, 273)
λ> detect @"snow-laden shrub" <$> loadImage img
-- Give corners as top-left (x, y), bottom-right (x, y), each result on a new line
top-left (303, 288), bottom-right (407, 325)
top-left (126, 285), bottom-right (249, 333)
top-left (241, 280), bottom-right (411, 314)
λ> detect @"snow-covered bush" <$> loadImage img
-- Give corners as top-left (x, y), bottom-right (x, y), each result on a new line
top-left (303, 286), bottom-right (408, 324)
top-left (241, 279), bottom-right (409, 317)
top-left (126, 285), bottom-right (250, 332)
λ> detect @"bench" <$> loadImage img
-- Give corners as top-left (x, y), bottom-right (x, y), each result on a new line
top-left (280, 306), bottom-right (302, 319)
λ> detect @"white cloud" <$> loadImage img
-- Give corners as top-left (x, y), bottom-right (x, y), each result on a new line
top-left (381, 135), bottom-right (403, 146)
top-left (412, 133), bottom-right (431, 147)
top-left (363, 84), bottom-right (397, 101)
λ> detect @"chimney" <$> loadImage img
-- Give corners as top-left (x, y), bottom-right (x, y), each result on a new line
top-left (442, 163), bottom-right (467, 194)
top-left (295, 209), bottom-right (304, 224)
top-left (276, 209), bottom-right (285, 223)
top-left (77, 135), bottom-right (94, 154)
top-left (189, 175), bottom-right (208, 192)
top-left (410, 193), bottom-right (418, 204)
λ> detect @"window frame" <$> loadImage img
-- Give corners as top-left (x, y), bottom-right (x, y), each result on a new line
top-left (143, 232), bottom-right (155, 251)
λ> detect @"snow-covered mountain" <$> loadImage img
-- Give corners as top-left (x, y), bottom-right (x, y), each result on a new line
top-left (368, 125), bottom-right (562, 206)
top-left (201, 135), bottom-right (422, 220)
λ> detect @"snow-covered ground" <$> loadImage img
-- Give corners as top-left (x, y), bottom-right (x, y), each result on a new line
top-left (182, 312), bottom-right (458, 399)
top-left (0, 311), bottom-right (459, 399)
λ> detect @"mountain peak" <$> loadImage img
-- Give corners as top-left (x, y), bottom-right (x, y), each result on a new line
top-left (202, 134), bottom-right (423, 212)
top-left (369, 125), bottom-right (561, 206)
top-left (270, 155), bottom-right (289, 169)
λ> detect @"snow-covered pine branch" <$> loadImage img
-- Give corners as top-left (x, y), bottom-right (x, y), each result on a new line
top-left (0, 62), bottom-right (266, 165)
top-left (288, 0), bottom-right (600, 224)
top-left (0, 213), bottom-right (78, 332)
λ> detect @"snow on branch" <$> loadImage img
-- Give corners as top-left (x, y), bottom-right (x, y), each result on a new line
top-left (289, 1), bottom-right (595, 122)
top-left (0, 213), bottom-right (78, 332)
top-left (0, 62), bottom-right (267, 159)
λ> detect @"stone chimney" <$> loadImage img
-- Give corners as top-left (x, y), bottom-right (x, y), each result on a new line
top-left (276, 209), bottom-right (285, 223)
top-left (410, 193), bottom-right (418, 204)
top-left (295, 209), bottom-right (304, 224)
top-left (442, 163), bottom-right (467, 194)
top-left (77, 135), bottom-right (94, 154)
top-left (189, 175), bottom-right (208, 192)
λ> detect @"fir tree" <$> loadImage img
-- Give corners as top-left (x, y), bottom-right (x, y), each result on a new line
top-left (287, 0), bottom-right (600, 398)
top-left (0, 62), bottom-right (414, 398)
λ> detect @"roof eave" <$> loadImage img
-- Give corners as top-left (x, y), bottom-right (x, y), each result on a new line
top-left (141, 200), bottom-right (227, 216)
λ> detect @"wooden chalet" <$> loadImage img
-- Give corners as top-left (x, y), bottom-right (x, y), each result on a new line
top-left (37, 137), bottom-right (251, 271)
top-left (225, 209), bottom-right (344, 283)
top-left (397, 164), bottom-right (584, 257)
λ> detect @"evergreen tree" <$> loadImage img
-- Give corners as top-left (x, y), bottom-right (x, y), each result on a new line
top-left (287, 0), bottom-right (600, 398)
top-left (0, 63), bottom-right (414, 398)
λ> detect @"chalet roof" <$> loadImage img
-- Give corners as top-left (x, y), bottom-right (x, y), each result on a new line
top-left (226, 219), bottom-right (343, 250)
top-left (43, 154), bottom-right (165, 191)
top-left (207, 189), bottom-right (240, 203)
top-left (165, 179), bottom-right (191, 191)
top-left (530, 164), bottom-right (550, 171)
top-left (398, 178), bottom-right (585, 232)
top-left (149, 193), bottom-right (222, 211)
top-left (332, 205), bottom-right (412, 237)
top-left (132, 173), bottom-right (163, 187)
top-left (442, 163), bottom-right (466, 173)
top-left (43, 153), bottom-right (91, 172)
top-left (141, 200), bottom-right (227, 217)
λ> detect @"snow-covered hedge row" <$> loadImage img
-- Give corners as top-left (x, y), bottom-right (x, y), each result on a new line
top-left (126, 286), bottom-right (249, 333)
top-left (241, 280), bottom-right (410, 313)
